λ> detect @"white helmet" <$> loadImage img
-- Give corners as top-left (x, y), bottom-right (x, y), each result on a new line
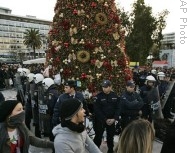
top-left (22, 68), bottom-right (30, 77)
top-left (33, 73), bottom-right (44, 84)
top-left (146, 75), bottom-right (156, 81)
top-left (17, 68), bottom-right (24, 76)
top-left (42, 78), bottom-right (54, 90)
top-left (157, 72), bottom-right (165, 80)
top-left (157, 72), bottom-right (165, 77)
top-left (151, 69), bottom-right (157, 74)
top-left (27, 73), bottom-right (35, 83)
top-left (145, 75), bottom-right (156, 85)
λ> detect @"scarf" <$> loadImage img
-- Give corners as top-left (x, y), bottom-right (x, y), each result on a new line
top-left (6, 111), bottom-right (25, 129)
top-left (61, 120), bottom-right (85, 133)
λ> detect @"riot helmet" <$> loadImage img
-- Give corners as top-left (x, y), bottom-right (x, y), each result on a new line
top-left (27, 73), bottom-right (35, 83)
top-left (151, 69), bottom-right (157, 74)
top-left (22, 68), bottom-right (30, 77)
top-left (157, 72), bottom-right (165, 80)
top-left (17, 68), bottom-right (24, 76)
top-left (145, 75), bottom-right (156, 85)
top-left (33, 73), bottom-right (44, 84)
top-left (42, 78), bottom-right (54, 90)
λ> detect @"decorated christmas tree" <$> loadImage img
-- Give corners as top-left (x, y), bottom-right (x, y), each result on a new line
top-left (46, 0), bottom-right (132, 95)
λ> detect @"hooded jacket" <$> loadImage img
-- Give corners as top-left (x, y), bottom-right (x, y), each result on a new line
top-left (53, 124), bottom-right (102, 153)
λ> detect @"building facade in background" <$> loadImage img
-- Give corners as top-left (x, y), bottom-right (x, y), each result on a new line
top-left (0, 6), bottom-right (51, 63)
top-left (160, 32), bottom-right (175, 68)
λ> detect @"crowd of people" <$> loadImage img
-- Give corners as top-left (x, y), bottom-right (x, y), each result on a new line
top-left (0, 62), bottom-right (175, 153)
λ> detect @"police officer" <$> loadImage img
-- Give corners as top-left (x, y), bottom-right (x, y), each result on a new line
top-left (140, 75), bottom-right (162, 123)
top-left (52, 80), bottom-right (88, 127)
top-left (24, 72), bottom-right (34, 130)
top-left (162, 73), bottom-right (175, 120)
top-left (93, 80), bottom-right (120, 153)
top-left (120, 80), bottom-right (144, 130)
top-left (15, 68), bottom-right (25, 106)
top-left (33, 73), bottom-right (44, 138)
top-left (42, 77), bottom-right (60, 142)
top-left (157, 72), bottom-right (169, 107)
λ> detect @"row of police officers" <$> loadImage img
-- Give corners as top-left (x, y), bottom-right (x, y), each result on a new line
top-left (14, 67), bottom-right (174, 153)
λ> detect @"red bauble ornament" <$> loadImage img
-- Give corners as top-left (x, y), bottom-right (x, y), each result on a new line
top-left (103, 61), bottom-right (109, 67)
top-left (105, 41), bottom-right (110, 46)
top-left (81, 73), bottom-right (87, 79)
top-left (73, 9), bottom-right (78, 15)
top-left (64, 42), bottom-right (69, 48)
top-left (91, 2), bottom-right (97, 7)
top-left (91, 59), bottom-right (96, 65)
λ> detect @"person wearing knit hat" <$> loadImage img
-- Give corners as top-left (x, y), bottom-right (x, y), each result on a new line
top-left (0, 100), bottom-right (20, 122)
top-left (52, 79), bottom-right (90, 127)
top-left (60, 98), bottom-right (83, 121)
top-left (0, 100), bottom-right (54, 153)
top-left (52, 98), bottom-right (102, 153)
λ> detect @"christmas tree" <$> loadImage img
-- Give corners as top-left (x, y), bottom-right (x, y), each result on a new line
top-left (47, 0), bottom-right (132, 95)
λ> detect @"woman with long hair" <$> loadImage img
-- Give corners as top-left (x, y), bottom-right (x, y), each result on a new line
top-left (0, 100), bottom-right (54, 153)
top-left (115, 119), bottom-right (155, 153)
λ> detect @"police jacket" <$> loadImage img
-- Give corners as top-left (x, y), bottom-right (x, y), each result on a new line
top-left (158, 80), bottom-right (169, 99)
top-left (24, 81), bottom-right (32, 111)
top-left (45, 84), bottom-right (60, 116)
top-left (120, 91), bottom-right (144, 118)
top-left (93, 91), bottom-right (120, 123)
top-left (52, 91), bottom-right (87, 126)
top-left (140, 85), bottom-right (160, 105)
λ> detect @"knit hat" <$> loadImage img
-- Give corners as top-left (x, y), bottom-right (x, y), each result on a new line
top-left (0, 100), bottom-right (20, 122)
top-left (60, 98), bottom-right (83, 121)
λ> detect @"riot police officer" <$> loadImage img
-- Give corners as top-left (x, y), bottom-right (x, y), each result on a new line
top-left (42, 77), bottom-right (60, 141)
top-left (93, 80), bottom-right (120, 153)
top-left (157, 72), bottom-right (169, 107)
top-left (15, 68), bottom-right (25, 106)
top-left (33, 73), bottom-right (44, 138)
top-left (24, 72), bottom-right (34, 130)
top-left (140, 75), bottom-right (162, 123)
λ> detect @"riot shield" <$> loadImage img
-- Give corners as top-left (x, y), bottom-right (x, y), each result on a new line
top-left (17, 88), bottom-right (25, 106)
top-left (38, 85), bottom-right (51, 137)
top-left (147, 86), bottom-right (163, 119)
top-left (24, 81), bottom-right (30, 104)
top-left (161, 81), bottom-right (175, 109)
top-left (30, 83), bottom-right (39, 126)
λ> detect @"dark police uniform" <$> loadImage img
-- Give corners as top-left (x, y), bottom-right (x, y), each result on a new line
top-left (44, 84), bottom-right (60, 141)
top-left (140, 85), bottom-right (161, 122)
top-left (32, 83), bottom-right (41, 137)
top-left (93, 91), bottom-right (120, 153)
top-left (24, 79), bottom-right (32, 130)
top-left (120, 90), bottom-right (144, 129)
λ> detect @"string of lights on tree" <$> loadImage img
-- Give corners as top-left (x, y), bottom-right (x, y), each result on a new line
top-left (46, 0), bottom-right (132, 95)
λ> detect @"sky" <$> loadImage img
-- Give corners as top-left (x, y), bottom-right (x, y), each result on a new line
top-left (0, 0), bottom-right (175, 34)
